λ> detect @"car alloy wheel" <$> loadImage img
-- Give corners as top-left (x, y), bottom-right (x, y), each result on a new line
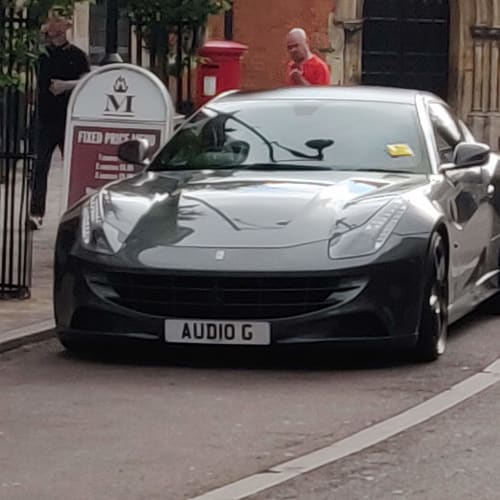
top-left (415, 233), bottom-right (448, 362)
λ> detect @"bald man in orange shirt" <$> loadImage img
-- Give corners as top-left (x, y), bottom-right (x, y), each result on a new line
top-left (286, 28), bottom-right (331, 86)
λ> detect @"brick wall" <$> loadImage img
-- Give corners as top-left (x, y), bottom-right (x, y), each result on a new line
top-left (208, 0), bottom-right (333, 90)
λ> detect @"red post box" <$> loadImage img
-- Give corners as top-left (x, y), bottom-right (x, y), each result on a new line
top-left (196, 40), bottom-right (248, 108)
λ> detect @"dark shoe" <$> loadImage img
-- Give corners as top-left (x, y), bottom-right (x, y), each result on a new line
top-left (28, 215), bottom-right (43, 230)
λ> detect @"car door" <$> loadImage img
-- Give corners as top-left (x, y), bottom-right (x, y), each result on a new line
top-left (459, 118), bottom-right (500, 291)
top-left (428, 101), bottom-right (492, 304)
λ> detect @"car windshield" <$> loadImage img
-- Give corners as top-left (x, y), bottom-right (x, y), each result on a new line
top-left (149, 99), bottom-right (431, 174)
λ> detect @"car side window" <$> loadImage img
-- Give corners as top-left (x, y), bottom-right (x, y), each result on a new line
top-left (429, 102), bottom-right (465, 164)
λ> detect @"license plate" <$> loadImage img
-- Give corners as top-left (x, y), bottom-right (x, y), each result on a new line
top-left (165, 320), bottom-right (271, 345)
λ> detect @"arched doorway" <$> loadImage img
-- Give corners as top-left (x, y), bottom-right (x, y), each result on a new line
top-left (362, 0), bottom-right (450, 98)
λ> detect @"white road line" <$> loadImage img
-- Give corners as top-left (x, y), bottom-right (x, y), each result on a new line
top-left (192, 358), bottom-right (500, 500)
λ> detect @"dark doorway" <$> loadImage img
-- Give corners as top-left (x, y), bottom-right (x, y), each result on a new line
top-left (362, 0), bottom-right (450, 98)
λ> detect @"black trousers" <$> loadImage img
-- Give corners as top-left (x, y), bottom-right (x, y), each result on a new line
top-left (30, 123), bottom-right (65, 217)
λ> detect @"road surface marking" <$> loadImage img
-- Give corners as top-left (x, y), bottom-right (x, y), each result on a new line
top-left (192, 358), bottom-right (500, 500)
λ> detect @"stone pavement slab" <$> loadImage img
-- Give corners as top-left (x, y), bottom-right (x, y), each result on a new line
top-left (0, 154), bottom-right (63, 348)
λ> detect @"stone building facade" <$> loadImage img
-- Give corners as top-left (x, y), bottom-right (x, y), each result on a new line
top-left (209, 0), bottom-right (500, 149)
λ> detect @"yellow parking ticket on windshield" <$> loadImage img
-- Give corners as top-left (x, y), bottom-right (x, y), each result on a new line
top-left (386, 144), bottom-right (415, 158)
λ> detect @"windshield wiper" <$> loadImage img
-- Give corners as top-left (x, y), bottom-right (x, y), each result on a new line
top-left (335, 168), bottom-right (421, 174)
top-left (151, 163), bottom-right (334, 172)
top-left (214, 163), bottom-right (334, 171)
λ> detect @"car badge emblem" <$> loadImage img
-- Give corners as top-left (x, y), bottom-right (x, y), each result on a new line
top-left (215, 250), bottom-right (225, 261)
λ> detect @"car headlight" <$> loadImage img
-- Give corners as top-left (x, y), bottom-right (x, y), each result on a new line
top-left (81, 192), bottom-right (123, 255)
top-left (328, 197), bottom-right (408, 259)
top-left (81, 185), bottom-right (163, 254)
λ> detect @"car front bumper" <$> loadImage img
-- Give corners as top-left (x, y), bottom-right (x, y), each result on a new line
top-left (54, 241), bottom-right (428, 351)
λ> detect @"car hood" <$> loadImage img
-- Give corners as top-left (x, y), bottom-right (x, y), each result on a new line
top-left (102, 170), bottom-right (428, 249)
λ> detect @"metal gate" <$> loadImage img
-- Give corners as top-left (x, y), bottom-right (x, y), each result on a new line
top-left (0, 7), bottom-right (36, 299)
top-left (128, 22), bottom-right (204, 115)
top-left (362, 0), bottom-right (450, 98)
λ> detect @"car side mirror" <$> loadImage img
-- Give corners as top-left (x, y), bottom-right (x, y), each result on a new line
top-left (439, 142), bottom-right (491, 173)
top-left (118, 138), bottom-right (151, 166)
top-left (453, 142), bottom-right (490, 167)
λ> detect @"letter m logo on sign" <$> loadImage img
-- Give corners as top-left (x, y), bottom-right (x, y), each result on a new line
top-left (104, 94), bottom-right (135, 114)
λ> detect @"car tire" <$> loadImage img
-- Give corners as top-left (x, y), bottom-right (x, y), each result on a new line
top-left (414, 233), bottom-right (448, 362)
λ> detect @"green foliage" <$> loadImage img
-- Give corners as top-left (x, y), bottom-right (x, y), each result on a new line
top-left (126, 0), bottom-right (232, 26)
top-left (18, 0), bottom-right (75, 19)
top-left (1, 0), bottom-right (233, 88)
top-left (1, 0), bottom-right (77, 89)
top-left (125, 0), bottom-right (233, 78)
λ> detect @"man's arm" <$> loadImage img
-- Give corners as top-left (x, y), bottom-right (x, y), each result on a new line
top-left (49, 79), bottom-right (79, 95)
top-left (289, 68), bottom-right (311, 86)
top-left (75, 48), bottom-right (91, 76)
top-left (317, 62), bottom-right (331, 85)
top-left (309, 58), bottom-right (331, 85)
top-left (36, 53), bottom-right (51, 94)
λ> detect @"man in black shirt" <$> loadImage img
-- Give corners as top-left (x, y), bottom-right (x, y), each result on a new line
top-left (29, 17), bottom-right (90, 230)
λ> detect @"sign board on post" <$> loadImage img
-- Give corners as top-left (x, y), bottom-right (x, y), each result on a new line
top-left (62, 64), bottom-right (174, 210)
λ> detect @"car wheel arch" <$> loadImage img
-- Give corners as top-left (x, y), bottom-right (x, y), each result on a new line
top-left (418, 220), bottom-right (450, 272)
top-left (425, 223), bottom-right (451, 305)
top-left (434, 223), bottom-right (450, 270)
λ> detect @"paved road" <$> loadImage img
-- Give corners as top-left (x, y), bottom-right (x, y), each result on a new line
top-left (252, 383), bottom-right (500, 500)
top-left (1, 308), bottom-right (499, 500)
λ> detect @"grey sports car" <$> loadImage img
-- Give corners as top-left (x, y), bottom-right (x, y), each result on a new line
top-left (54, 86), bottom-right (500, 361)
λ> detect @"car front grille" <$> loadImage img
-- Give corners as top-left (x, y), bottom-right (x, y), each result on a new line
top-left (87, 272), bottom-right (368, 319)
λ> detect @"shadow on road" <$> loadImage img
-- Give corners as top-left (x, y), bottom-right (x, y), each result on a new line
top-left (59, 342), bottom-right (411, 372)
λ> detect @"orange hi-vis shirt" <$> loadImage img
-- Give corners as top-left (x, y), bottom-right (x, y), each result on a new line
top-left (286, 54), bottom-right (331, 86)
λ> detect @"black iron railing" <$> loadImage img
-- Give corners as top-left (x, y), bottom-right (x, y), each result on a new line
top-left (0, 7), bottom-right (36, 299)
top-left (128, 22), bottom-right (204, 115)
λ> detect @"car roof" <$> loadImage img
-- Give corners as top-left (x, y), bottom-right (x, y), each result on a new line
top-left (214, 86), bottom-right (438, 105)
